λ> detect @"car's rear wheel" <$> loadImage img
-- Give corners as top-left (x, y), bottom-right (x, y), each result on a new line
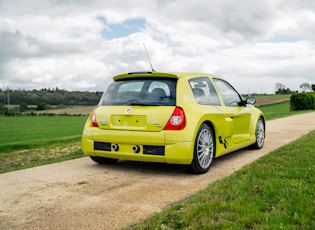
top-left (187, 124), bottom-right (215, 174)
top-left (90, 156), bottom-right (118, 164)
top-left (252, 117), bottom-right (265, 149)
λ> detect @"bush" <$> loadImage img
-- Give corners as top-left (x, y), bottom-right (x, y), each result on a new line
top-left (37, 102), bottom-right (50, 111)
top-left (290, 93), bottom-right (315, 111)
top-left (19, 103), bottom-right (28, 112)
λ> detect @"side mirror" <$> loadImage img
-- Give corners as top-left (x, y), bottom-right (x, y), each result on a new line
top-left (246, 97), bottom-right (256, 105)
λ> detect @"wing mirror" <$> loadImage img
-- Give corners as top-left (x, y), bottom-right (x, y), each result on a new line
top-left (246, 97), bottom-right (256, 105)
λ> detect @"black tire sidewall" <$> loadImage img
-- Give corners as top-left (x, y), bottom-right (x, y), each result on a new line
top-left (189, 124), bottom-right (214, 174)
top-left (253, 118), bottom-right (265, 149)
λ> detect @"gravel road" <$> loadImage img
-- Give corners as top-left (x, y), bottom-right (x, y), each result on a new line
top-left (1, 112), bottom-right (315, 230)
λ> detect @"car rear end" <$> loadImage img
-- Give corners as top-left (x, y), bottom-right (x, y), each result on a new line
top-left (81, 72), bottom-right (195, 165)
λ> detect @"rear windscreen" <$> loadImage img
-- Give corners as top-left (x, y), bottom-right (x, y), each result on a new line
top-left (99, 78), bottom-right (177, 106)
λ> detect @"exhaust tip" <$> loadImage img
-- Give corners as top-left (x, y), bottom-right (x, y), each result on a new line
top-left (132, 145), bottom-right (140, 153)
top-left (111, 144), bottom-right (119, 151)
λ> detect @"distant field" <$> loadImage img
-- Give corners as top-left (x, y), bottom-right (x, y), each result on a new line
top-left (254, 94), bottom-right (290, 106)
top-left (37, 106), bottom-right (95, 115)
top-left (37, 95), bottom-right (291, 115)
top-left (0, 116), bottom-right (87, 152)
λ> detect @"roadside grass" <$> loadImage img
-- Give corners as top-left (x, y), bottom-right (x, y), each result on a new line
top-left (129, 130), bottom-right (315, 229)
top-left (0, 141), bottom-right (84, 174)
top-left (258, 101), bottom-right (313, 120)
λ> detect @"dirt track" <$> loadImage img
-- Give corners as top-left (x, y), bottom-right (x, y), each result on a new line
top-left (1, 112), bottom-right (315, 230)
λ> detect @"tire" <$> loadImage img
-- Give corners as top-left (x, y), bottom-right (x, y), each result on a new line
top-left (252, 117), bottom-right (265, 149)
top-left (90, 156), bottom-right (118, 164)
top-left (187, 124), bottom-right (215, 174)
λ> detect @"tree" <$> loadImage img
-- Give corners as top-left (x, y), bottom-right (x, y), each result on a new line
top-left (0, 92), bottom-right (4, 103)
top-left (300, 83), bottom-right (311, 92)
top-left (0, 103), bottom-right (5, 113)
top-left (19, 103), bottom-right (28, 112)
top-left (312, 84), bottom-right (315, 92)
top-left (275, 83), bottom-right (292, 94)
top-left (275, 83), bottom-right (285, 94)
top-left (37, 102), bottom-right (47, 111)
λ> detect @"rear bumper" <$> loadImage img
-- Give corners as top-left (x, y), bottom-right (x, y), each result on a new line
top-left (81, 129), bottom-right (194, 165)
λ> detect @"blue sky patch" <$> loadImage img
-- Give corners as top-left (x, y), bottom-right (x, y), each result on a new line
top-left (266, 34), bottom-right (301, 43)
top-left (98, 17), bottom-right (146, 39)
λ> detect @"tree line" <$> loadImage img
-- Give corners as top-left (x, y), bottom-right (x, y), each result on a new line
top-left (275, 83), bottom-right (315, 94)
top-left (0, 88), bottom-right (102, 113)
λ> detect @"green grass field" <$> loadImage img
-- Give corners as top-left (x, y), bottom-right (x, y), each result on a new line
top-left (0, 116), bottom-right (87, 152)
top-left (257, 101), bottom-right (312, 120)
top-left (254, 94), bottom-right (291, 100)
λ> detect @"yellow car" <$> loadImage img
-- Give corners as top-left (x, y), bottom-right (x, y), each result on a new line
top-left (82, 72), bottom-right (265, 174)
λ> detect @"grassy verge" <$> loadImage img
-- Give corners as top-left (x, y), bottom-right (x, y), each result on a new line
top-left (0, 140), bottom-right (84, 174)
top-left (0, 115), bottom-right (87, 173)
top-left (129, 130), bottom-right (315, 229)
top-left (258, 101), bottom-right (313, 120)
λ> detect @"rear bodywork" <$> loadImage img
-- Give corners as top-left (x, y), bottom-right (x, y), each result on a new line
top-left (82, 72), bottom-right (265, 165)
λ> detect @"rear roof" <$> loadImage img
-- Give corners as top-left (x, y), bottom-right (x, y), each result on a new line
top-left (113, 71), bottom-right (221, 81)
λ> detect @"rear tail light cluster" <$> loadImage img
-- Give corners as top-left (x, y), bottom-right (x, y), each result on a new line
top-left (91, 110), bottom-right (99, 127)
top-left (164, 107), bottom-right (186, 130)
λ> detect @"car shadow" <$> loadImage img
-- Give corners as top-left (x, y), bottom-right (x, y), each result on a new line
top-left (91, 159), bottom-right (185, 176)
top-left (89, 147), bottom-right (252, 176)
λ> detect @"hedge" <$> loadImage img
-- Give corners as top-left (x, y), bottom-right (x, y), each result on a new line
top-left (290, 93), bottom-right (315, 111)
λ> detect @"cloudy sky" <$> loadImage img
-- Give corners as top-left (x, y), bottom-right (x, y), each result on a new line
top-left (0, 0), bottom-right (315, 94)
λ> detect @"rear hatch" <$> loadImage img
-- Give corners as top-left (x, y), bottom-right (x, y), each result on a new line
top-left (95, 75), bottom-right (178, 132)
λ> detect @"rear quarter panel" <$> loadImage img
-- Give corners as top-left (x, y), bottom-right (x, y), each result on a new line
top-left (175, 76), bottom-right (230, 157)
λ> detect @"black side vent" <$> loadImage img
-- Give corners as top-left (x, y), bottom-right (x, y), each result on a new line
top-left (143, 145), bottom-right (165, 156)
top-left (94, 142), bottom-right (111, 151)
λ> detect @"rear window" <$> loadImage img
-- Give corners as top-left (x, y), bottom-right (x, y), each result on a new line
top-left (99, 78), bottom-right (177, 106)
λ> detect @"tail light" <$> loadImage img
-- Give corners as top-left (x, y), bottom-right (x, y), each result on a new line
top-left (164, 107), bottom-right (186, 130)
top-left (91, 110), bottom-right (99, 127)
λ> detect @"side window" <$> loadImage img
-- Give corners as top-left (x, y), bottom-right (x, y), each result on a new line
top-left (189, 77), bottom-right (220, 106)
top-left (213, 79), bottom-right (243, 106)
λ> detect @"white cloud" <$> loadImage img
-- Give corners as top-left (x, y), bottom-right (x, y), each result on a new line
top-left (0, 0), bottom-right (315, 94)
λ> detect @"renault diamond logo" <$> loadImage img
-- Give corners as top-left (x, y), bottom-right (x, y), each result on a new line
top-left (125, 108), bottom-right (131, 114)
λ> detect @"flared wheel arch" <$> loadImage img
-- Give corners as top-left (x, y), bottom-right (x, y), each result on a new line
top-left (251, 116), bottom-right (266, 149)
top-left (185, 122), bottom-right (216, 174)
top-left (198, 121), bottom-right (217, 157)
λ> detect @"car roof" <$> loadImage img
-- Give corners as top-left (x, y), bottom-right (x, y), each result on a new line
top-left (113, 71), bottom-right (223, 81)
